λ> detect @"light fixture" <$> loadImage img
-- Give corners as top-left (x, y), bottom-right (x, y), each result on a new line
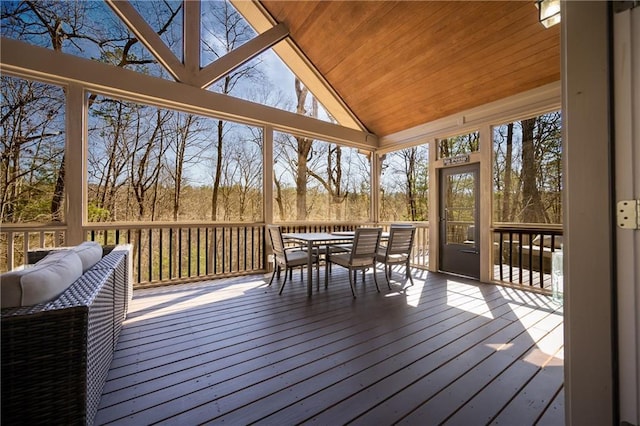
top-left (536, 0), bottom-right (561, 28)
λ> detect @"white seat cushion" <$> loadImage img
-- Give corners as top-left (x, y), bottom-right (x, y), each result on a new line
top-left (1, 250), bottom-right (83, 308)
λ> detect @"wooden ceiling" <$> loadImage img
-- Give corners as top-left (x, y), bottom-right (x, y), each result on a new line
top-left (259, 1), bottom-right (560, 137)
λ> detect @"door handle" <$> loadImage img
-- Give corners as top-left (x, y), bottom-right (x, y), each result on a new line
top-left (460, 249), bottom-right (478, 254)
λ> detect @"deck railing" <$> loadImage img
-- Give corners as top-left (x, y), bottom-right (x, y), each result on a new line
top-left (3, 222), bottom-right (564, 293)
top-left (1, 221), bottom-right (430, 288)
top-left (0, 224), bottom-right (67, 272)
top-left (85, 222), bottom-right (266, 287)
top-left (492, 225), bottom-right (563, 292)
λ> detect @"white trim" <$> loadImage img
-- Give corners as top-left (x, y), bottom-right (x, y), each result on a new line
top-left (194, 23), bottom-right (289, 89)
top-left (0, 38), bottom-right (377, 149)
top-left (183, 0), bottom-right (201, 81)
top-left (614, 6), bottom-right (640, 425)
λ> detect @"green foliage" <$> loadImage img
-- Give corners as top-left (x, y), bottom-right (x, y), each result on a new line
top-left (88, 202), bottom-right (111, 222)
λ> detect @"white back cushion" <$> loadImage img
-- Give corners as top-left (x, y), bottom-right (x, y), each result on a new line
top-left (1, 250), bottom-right (83, 308)
top-left (72, 241), bottom-right (103, 272)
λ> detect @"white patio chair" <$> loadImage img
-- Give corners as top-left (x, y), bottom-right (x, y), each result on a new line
top-left (376, 224), bottom-right (416, 288)
top-left (325, 227), bottom-right (382, 298)
top-left (267, 225), bottom-right (319, 295)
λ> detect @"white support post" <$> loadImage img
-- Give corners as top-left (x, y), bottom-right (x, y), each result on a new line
top-left (428, 139), bottom-right (438, 272)
top-left (371, 151), bottom-right (380, 224)
top-left (65, 83), bottom-right (86, 245)
top-left (562, 1), bottom-right (615, 424)
top-left (264, 125), bottom-right (274, 270)
top-left (264, 125), bottom-right (274, 226)
top-left (478, 124), bottom-right (493, 283)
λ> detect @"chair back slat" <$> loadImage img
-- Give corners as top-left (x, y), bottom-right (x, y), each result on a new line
top-left (267, 225), bottom-right (287, 263)
top-left (387, 226), bottom-right (416, 255)
top-left (351, 228), bottom-right (382, 260)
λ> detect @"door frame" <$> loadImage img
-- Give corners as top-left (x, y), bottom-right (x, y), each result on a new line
top-left (438, 162), bottom-right (481, 279)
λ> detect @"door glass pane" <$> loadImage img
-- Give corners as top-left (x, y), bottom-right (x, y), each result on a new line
top-left (444, 172), bottom-right (476, 246)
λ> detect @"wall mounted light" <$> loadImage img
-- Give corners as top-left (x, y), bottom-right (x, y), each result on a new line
top-left (536, 0), bottom-right (561, 28)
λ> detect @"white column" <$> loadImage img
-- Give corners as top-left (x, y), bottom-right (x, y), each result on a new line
top-left (478, 124), bottom-right (493, 283)
top-left (263, 125), bottom-right (274, 225)
top-left (562, 1), bottom-right (615, 424)
top-left (371, 151), bottom-right (380, 224)
top-left (428, 139), bottom-right (438, 271)
top-left (65, 83), bottom-right (86, 245)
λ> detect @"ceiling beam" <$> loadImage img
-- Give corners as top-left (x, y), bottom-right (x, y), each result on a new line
top-left (0, 38), bottom-right (377, 150)
top-left (231, 0), bottom-right (365, 132)
top-left (194, 23), bottom-right (289, 89)
top-left (106, 0), bottom-right (186, 82)
top-left (183, 0), bottom-right (201, 81)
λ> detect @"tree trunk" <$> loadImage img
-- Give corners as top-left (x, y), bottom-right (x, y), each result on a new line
top-left (294, 79), bottom-right (313, 221)
top-left (502, 123), bottom-right (514, 222)
top-left (211, 119), bottom-right (224, 221)
top-left (521, 118), bottom-right (545, 222)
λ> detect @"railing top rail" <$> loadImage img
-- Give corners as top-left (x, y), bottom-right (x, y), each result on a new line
top-left (491, 223), bottom-right (563, 233)
top-left (83, 221), bottom-right (266, 230)
top-left (0, 223), bottom-right (67, 232)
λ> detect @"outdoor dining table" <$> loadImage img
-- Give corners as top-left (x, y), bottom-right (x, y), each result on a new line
top-left (281, 231), bottom-right (388, 297)
top-left (281, 232), bottom-right (353, 296)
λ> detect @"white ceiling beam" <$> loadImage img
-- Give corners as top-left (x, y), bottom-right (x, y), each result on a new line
top-left (106, 0), bottom-right (186, 82)
top-left (183, 0), bottom-right (201, 82)
top-left (194, 23), bottom-right (289, 89)
top-left (0, 38), bottom-right (377, 149)
top-left (231, 0), bottom-right (365, 132)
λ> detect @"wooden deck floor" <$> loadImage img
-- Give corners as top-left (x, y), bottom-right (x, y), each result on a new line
top-left (95, 267), bottom-right (565, 425)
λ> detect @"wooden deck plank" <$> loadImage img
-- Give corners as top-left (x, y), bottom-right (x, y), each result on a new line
top-left (438, 321), bottom-right (564, 425)
top-left (101, 280), bottom-right (503, 423)
top-left (94, 268), bottom-right (564, 425)
top-left (535, 387), bottom-right (565, 425)
top-left (347, 300), bottom-right (561, 425)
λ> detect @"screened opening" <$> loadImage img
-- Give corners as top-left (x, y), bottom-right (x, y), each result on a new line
top-left (437, 131), bottom-right (479, 160)
top-left (273, 131), bottom-right (371, 222)
top-left (379, 145), bottom-right (429, 222)
top-left (88, 94), bottom-right (263, 222)
top-left (493, 111), bottom-right (562, 224)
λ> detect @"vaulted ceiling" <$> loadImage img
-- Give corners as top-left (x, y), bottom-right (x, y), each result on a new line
top-left (258, 1), bottom-right (561, 137)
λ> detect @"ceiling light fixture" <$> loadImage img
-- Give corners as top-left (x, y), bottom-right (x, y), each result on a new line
top-left (536, 0), bottom-right (561, 28)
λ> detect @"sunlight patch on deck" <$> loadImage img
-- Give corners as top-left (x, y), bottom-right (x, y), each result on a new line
top-left (125, 278), bottom-right (268, 324)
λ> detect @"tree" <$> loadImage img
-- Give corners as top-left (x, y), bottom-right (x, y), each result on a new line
top-left (202, 1), bottom-right (263, 221)
top-left (0, 76), bottom-right (65, 223)
top-left (501, 123), bottom-right (514, 222)
top-left (293, 79), bottom-right (315, 220)
top-left (521, 117), bottom-right (546, 223)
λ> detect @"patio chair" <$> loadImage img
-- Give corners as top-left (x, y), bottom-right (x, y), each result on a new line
top-left (267, 225), bottom-right (319, 295)
top-left (325, 227), bottom-right (382, 298)
top-left (376, 224), bottom-right (416, 288)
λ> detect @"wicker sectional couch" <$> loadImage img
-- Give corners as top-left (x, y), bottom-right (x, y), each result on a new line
top-left (1, 243), bottom-right (132, 425)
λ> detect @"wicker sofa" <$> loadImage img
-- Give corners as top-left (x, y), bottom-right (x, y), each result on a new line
top-left (1, 243), bottom-right (132, 425)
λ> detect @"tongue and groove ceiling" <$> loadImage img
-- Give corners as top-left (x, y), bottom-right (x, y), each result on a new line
top-left (253, 1), bottom-right (560, 137)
